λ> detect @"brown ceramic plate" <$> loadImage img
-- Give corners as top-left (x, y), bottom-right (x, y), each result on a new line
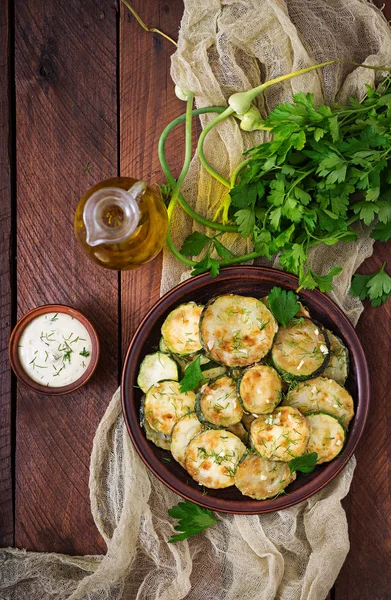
top-left (9, 304), bottom-right (100, 395)
top-left (121, 266), bottom-right (369, 514)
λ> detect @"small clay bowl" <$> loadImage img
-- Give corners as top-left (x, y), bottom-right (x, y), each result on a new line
top-left (9, 304), bottom-right (100, 395)
top-left (122, 266), bottom-right (370, 514)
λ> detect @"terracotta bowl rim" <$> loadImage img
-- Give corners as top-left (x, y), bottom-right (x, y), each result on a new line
top-left (9, 303), bottom-right (100, 396)
top-left (121, 266), bottom-right (370, 514)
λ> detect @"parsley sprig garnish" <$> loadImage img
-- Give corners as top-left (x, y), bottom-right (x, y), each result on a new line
top-left (268, 287), bottom-right (300, 328)
top-left (168, 500), bottom-right (219, 543)
top-left (350, 262), bottom-right (391, 307)
top-left (289, 452), bottom-right (318, 474)
top-left (179, 356), bottom-right (205, 392)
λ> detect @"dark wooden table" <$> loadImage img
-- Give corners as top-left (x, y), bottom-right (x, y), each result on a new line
top-left (1, 1), bottom-right (390, 598)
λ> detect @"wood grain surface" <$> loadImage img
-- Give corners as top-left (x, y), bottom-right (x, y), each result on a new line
top-left (0, 0), bottom-right (14, 548)
top-left (1, 0), bottom-right (391, 597)
top-left (14, 0), bottom-right (118, 554)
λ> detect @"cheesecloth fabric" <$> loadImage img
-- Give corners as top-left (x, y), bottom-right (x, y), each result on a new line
top-left (1, 1), bottom-right (390, 599)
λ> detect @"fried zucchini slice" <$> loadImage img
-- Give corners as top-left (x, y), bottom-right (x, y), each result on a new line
top-left (159, 336), bottom-right (170, 354)
top-left (234, 452), bottom-right (296, 499)
top-left (283, 376), bottom-right (354, 428)
top-left (137, 352), bottom-right (179, 393)
top-left (140, 396), bottom-right (171, 450)
top-left (200, 295), bottom-right (278, 367)
top-left (196, 375), bottom-right (243, 428)
top-left (323, 331), bottom-right (349, 385)
top-left (144, 418), bottom-right (172, 451)
top-left (171, 412), bottom-right (204, 467)
top-left (250, 406), bottom-right (310, 462)
top-left (306, 412), bottom-right (345, 464)
top-left (238, 364), bottom-right (282, 414)
top-left (271, 317), bottom-right (330, 381)
top-left (161, 302), bottom-right (203, 356)
top-left (185, 430), bottom-right (246, 489)
top-left (144, 380), bottom-right (196, 436)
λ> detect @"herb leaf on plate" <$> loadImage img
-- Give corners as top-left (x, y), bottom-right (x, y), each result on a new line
top-left (179, 356), bottom-right (205, 392)
top-left (289, 453), bottom-right (318, 474)
top-left (268, 286), bottom-right (300, 328)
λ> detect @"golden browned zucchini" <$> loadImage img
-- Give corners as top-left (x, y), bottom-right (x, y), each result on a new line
top-left (306, 412), bottom-right (345, 464)
top-left (238, 364), bottom-right (282, 414)
top-left (234, 452), bottom-right (296, 499)
top-left (283, 376), bottom-right (354, 428)
top-left (144, 380), bottom-right (196, 435)
top-left (171, 412), bottom-right (204, 467)
top-left (200, 295), bottom-right (278, 367)
top-left (250, 406), bottom-right (310, 461)
top-left (161, 302), bottom-right (203, 356)
top-left (185, 430), bottom-right (246, 488)
top-left (196, 375), bottom-right (243, 428)
top-left (271, 317), bottom-right (330, 381)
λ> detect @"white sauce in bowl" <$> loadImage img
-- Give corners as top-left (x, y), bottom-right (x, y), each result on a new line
top-left (18, 312), bottom-right (92, 387)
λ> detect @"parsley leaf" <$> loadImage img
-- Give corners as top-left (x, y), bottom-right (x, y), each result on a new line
top-left (168, 500), bottom-right (219, 543)
top-left (181, 232), bottom-right (210, 257)
top-left (349, 273), bottom-right (373, 301)
top-left (179, 356), bottom-right (205, 393)
top-left (268, 286), bottom-right (300, 328)
top-left (350, 262), bottom-right (391, 306)
top-left (289, 452), bottom-right (318, 474)
top-left (235, 208), bottom-right (255, 237)
top-left (371, 221), bottom-right (391, 242)
top-left (212, 238), bottom-right (235, 259)
top-left (191, 255), bottom-right (220, 278)
top-left (310, 266), bottom-right (343, 292)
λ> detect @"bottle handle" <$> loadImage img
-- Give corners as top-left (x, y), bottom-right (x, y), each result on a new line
top-left (83, 181), bottom-right (146, 247)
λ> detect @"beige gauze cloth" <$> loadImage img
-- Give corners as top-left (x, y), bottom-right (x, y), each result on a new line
top-left (1, 1), bottom-right (391, 599)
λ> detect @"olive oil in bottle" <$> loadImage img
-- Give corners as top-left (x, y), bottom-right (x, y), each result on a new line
top-left (74, 177), bottom-right (168, 270)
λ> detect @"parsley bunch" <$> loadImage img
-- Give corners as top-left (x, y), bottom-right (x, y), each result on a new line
top-left (227, 80), bottom-right (391, 290)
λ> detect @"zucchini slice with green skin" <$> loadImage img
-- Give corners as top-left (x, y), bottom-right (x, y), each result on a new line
top-left (159, 336), bottom-right (170, 354)
top-left (137, 352), bottom-right (179, 393)
top-left (171, 412), bottom-right (204, 467)
top-left (271, 317), bottom-right (330, 381)
top-left (238, 364), bottom-right (282, 414)
top-left (323, 331), bottom-right (349, 385)
top-left (144, 417), bottom-right (172, 451)
top-left (196, 375), bottom-right (243, 428)
top-left (140, 396), bottom-right (171, 450)
top-left (144, 380), bottom-right (196, 436)
top-left (234, 452), bottom-right (296, 499)
top-left (200, 294), bottom-right (278, 367)
top-left (161, 302), bottom-right (204, 356)
top-left (283, 376), bottom-right (354, 428)
top-left (250, 406), bottom-right (310, 462)
top-left (184, 429), bottom-right (246, 489)
top-left (306, 412), bottom-right (345, 464)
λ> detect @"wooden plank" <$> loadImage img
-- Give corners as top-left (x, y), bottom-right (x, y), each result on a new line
top-left (14, 0), bottom-right (118, 554)
top-left (0, 0), bottom-right (14, 547)
top-left (334, 242), bottom-right (391, 599)
top-left (120, 0), bottom-right (185, 351)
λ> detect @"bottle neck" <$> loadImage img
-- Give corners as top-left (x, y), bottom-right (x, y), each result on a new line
top-left (83, 182), bottom-right (146, 246)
